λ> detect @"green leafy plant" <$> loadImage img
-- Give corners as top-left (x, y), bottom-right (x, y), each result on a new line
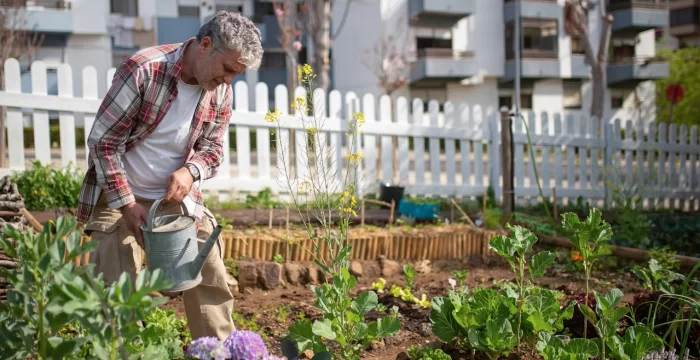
top-left (288, 268), bottom-right (400, 359)
top-left (244, 187), bottom-right (283, 209)
top-left (578, 288), bottom-right (664, 360)
top-left (371, 278), bottom-right (386, 293)
top-left (407, 345), bottom-right (452, 360)
top-left (403, 264), bottom-right (416, 291)
top-left (561, 208), bottom-right (613, 338)
top-left (488, 224), bottom-right (556, 352)
top-left (11, 161), bottom-right (83, 211)
top-left (450, 269), bottom-right (469, 295)
top-left (0, 216), bottom-right (174, 360)
top-left (272, 253), bottom-right (284, 264)
top-left (536, 332), bottom-right (599, 360)
top-left (631, 259), bottom-right (684, 294)
top-left (649, 247), bottom-right (681, 271)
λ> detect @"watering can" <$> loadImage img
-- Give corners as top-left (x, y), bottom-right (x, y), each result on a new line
top-left (140, 198), bottom-right (222, 293)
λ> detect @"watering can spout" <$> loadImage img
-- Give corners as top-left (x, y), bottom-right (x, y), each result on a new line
top-left (191, 225), bottom-right (223, 279)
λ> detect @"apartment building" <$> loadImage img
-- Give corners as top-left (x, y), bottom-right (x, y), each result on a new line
top-left (669, 0), bottom-right (700, 46)
top-left (332, 0), bottom-right (670, 125)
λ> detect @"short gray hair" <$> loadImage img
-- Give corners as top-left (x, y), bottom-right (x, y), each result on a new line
top-left (197, 11), bottom-right (264, 70)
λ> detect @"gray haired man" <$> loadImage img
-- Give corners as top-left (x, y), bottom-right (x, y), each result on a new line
top-left (77, 11), bottom-right (263, 340)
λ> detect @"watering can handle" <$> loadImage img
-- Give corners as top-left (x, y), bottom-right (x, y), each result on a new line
top-left (146, 198), bottom-right (191, 233)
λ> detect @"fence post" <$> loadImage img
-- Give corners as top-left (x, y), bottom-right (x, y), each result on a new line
top-left (500, 107), bottom-right (513, 221)
top-left (604, 119), bottom-right (614, 209)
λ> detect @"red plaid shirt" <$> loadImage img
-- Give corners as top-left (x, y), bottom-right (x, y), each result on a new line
top-left (76, 38), bottom-right (231, 224)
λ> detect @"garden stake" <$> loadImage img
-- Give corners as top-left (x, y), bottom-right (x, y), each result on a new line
top-left (389, 199), bottom-right (395, 229)
top-left (450, 199), bottom-right (476, 227)
top-left (268, 205), bottom-right (273, 229)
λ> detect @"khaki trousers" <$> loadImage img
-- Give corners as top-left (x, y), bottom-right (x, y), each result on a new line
top-left (84, 194), bottom-right (235, 340)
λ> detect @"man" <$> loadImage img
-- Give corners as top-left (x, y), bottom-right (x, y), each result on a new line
top-left (76, 11), bottom-right (263, 340)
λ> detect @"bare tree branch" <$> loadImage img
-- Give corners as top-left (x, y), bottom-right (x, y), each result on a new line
top-left (330, 0), bottom-right (353, 42)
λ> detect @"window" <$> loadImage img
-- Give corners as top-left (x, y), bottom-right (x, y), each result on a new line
top-left (253, 1), bottom-right (274, 22)
top-left (611, 96), bottom-right (624, 109)
top-left (111, 0), bottom-right (137, 16)
top-left (261, 52), bottom-right (286, 69)
top-left (499, 96), bottom-right (513, 110)
top-left (563, 81), bottom-right (582, 109)
top-left (179, 6), bottom-right (200, 18)
top-left (520, 93), bottom-right (533, 110)
top-left (670, 7), bottom-right (699, 26)
top-left (216, 4), bottom-right (243, 13)
top-left (505, 19), bottom-right (558, 59)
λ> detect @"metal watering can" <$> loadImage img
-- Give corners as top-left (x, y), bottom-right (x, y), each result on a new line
top-left (140, 198), bottom-right (222, 293)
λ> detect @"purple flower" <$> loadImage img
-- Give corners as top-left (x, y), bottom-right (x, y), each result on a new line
top-left (223, 330), bottom-right (270, 360)
top-left (186, 336), bottom-right (231, 360)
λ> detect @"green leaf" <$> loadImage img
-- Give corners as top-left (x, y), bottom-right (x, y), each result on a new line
top-left (529, 251), bottom-right (556, 278)
top-left (508, 224), bottom-right (538, 255)
top-left (597, 288), bottom-right (624, 312)
top-left (350, 291), bottom-right (377, 316)
top-left (566, 338), bottom-right (599, 357)
top-left (368, 316), bottom-right (400, 339)
top-left (311, 352), bottom-right (333, 360)
top-left (623, 326), bottom-right (663, 359)
top-left (50, 338), bottom-right (81, 360)
top-left (578, 303), bottom-right (597, 326)
top-left (312, 318), bottom-right (336, 340)
top-left (489, 235), bottom-right (516, 261)
top-left (288, 319), bottom-right (315, 352)
top-left (429, 296), bottom-right (461, 342)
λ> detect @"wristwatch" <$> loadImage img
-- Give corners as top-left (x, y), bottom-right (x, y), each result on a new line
top-left (185, 164), bottom-right (200, 181)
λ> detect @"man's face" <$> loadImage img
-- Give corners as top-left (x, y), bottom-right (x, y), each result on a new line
top-left (192, 37), bottom-right (247, 91)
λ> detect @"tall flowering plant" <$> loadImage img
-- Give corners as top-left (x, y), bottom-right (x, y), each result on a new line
top-left (265, 65), bottom-right (400, 360)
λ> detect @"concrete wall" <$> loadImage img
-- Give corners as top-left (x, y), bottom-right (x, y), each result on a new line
top-left (71, 0), bottom-right (108, 34)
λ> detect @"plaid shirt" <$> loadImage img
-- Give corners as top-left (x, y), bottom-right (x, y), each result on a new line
top-left (76, 37), bottom-right (232, 224)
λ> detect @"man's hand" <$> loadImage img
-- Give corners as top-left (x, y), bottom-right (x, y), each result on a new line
top-left (120, 202), bottom-right (148, 248)
top-left (164, 167), bottom-right (194, 203)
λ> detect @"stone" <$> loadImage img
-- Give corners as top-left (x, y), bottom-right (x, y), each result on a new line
top-left (370, 339), bottom-right (385, 350)
top-left (380, 259), bottom-right (401, 277)
top-left (414, 259), bottom-right (431, 274)
top-left (301, 349), bottom-right (314, 359)
top-left (363, 261), bottom-right (381, 278)
top-left (349, 261), bottom-right (363, 277)
top-left (257, 262), bottom-right (282, 290)
top-left (284, 263), bottom-right (303, 285)
top-left (236, 261), bottom-right (258, 291)
top-left (305, 266), bottom-right (319, 284)
top-left (395, 352), bottom-right (410, 360)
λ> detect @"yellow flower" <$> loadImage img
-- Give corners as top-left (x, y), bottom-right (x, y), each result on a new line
top-left (302, 64), bottom-right (312, 76)
top-left (265, 108), bottom-right (281, 123)
top-left (308, 127), bottom-right (317, 135)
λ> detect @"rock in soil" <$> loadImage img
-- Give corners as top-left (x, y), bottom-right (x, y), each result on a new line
top-left (284, 263), bottom-right (303, 285)
top-left (236, 261), bottom-right (258, 291)
top-left (363, 261), bottom-right (381, 278)
top-left (257, 262), bottom-right (282, 290)
top-left (380, 258), bottom-right (401, 277)
top-left (349, 261), bottom-right (363, 277)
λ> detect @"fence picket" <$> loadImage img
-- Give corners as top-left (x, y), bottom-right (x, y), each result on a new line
top-left (4, 59), bottom-right (24, 170)
top-left (234, 82), bottom-right (251, 179)
top-left (459, 104), bottom-right (471, 188)
top-left (540, 112), bottom-right (550, 196)
top-left (274, 84), bottom-right (290, 183)
top-left (444, 102), bottom-right (456, 190)
top-left (362, 94), bottom-right (377, 191)
top-left (82, 66), bottom-right (98, 163)
top-left (412, 99), bottom-right (425, 189)
top-left (329, 90), bottom-right (344, 185)
top-left (58, 64), bottom-right (77, 168)
top-left (554, 114), bottom-right (563, 197)
top-left (396, 97), bottom-right (410, 185)
top-left (429, 101), bottom-right (440, 189)
top-left (31, 61), bottom-right (51, 165)
top-left (473, 106), bottom-right (484, 191)
top-left (255, 83), bottom-right (271, 179)
top-left (380, 95), bottom-right (393, 184)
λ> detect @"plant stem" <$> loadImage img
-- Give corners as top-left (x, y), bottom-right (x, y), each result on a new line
top-left (35, 266), bottom-right (47, 358)
top-left (516, 257), bottom-right (525, 353)
top-left (521, 117), bottom-right (554, 229)
top-left (584, 264), bottom-right (590, 339)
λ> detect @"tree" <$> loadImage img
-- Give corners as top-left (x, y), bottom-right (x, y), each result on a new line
top-left (361, 16), bottom-right (411, 98)
top-left (654, 47), bottom-right (700, 126)
top-left (564, 0), bottom-right (613, 136)
top-left (0, 0), bottom-right (45, 167)
top-left (272, 0), bottom-right (302, 104)
top-left (273, 0), bottom-right (355, 93)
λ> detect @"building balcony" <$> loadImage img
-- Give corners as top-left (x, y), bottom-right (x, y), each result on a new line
top-left (607, 0), bottom-right (669, 37)
top-left (669, 0), bottom-right (700, 37)
top-left (1, 0), bottom-right (73, 33)
top-left (502, 49), bottom-right (560, 82)
top-left (607, 56), bottom-right (669, 87)
top-left (503, 0), bottom-right (560, 23)
top-left (409, 48), bottom-right (478, 87)
top-left (408, 0), bottom-right (475, 28)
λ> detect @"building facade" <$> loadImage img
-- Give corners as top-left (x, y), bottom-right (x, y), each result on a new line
top-left (669, 0), bottom-right (700, 47)
top-left (331, 0), bottom-right (671, 125)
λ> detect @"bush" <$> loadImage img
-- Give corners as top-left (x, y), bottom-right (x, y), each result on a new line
top-left (11, 161), bottom-right (83, 211)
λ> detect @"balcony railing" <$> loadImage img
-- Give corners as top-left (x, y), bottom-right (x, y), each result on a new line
top-left (609, 55), bottom-right (666, 65)
top-left (670, 0), bottom-right (700, 9)
top-left (0, 0), bottom-right (71, 9)
top-left (416, 48), bottom-right (475, 59)
top-left (607, 0), bottom-right (668, 12)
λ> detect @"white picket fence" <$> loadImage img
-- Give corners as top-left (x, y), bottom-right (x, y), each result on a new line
top-left (0, 58), bottom-right (699, 210)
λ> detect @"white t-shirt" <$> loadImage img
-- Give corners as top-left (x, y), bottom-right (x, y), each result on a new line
top-left (122, 77), bottom-right (203, 201)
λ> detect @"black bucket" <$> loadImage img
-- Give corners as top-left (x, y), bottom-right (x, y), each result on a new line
top-left (379, 183), bottom-right (404, 209)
